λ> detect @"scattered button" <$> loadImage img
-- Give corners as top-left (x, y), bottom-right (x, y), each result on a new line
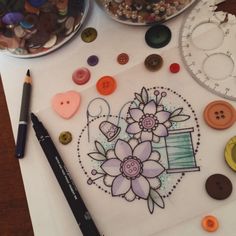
top-left (201, 215), bottom-right (219, 232)
top-left (59, 131), bottom-right (72, 145)
top-left (144, 54), bottom-right (163, 71)
top-left (52, 91), bottom-right (81, 119)
top-left (225, 136), bottom-right (236, 171)
top-left (28, 0), bottom-right (47, 8)
top-left (87, 55), bottom-right (99, 66)
top-left (205, 173), bottom-right (232, 200)
top-left (72, 67), bottom-right (90, 85)
top-left (117, 53), bottom-right (129, 65)
top-left (96, 76), bottom-right (116, 95)
top-left (81, 27), bottom-right (97, 43)
top-left (170, 63), bottom-right (180, 73)
top-left (204, 100), bottom-right (236, 130)
top-left (145, 24), bottom-right (172, 48)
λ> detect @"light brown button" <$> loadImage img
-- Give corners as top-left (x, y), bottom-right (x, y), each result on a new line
top-left (204, 100), bottom-right (236, 130)
top-left (117, 53), bottom-right (129, 65)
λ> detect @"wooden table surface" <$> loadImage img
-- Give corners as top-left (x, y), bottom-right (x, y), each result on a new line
top-left (0, 76), bottom-right (34, 236)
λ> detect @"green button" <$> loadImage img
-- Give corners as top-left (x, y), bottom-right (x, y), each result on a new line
top-left (145, 24), bottom-right (171, 48)
top-left (59, 131), bottom-right (72, 145)
top-left (81, 27), bottom-right (97, 43)
top-left (225, 136), bottom-right (236, 171)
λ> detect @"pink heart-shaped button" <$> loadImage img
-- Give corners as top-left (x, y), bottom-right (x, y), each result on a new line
top-left (51, 91), bottom-right (81, 119)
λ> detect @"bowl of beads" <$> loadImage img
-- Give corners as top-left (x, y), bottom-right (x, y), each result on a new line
top-left (0, 0), bottom-right (89, 58)
top-left (96, 0), bottom-right (197, 25)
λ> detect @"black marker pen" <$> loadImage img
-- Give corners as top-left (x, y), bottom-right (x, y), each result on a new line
top-left (31, 113), bottom-right (101, 236)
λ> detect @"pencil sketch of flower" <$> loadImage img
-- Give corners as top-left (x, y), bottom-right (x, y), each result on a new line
top-left (100, 139), bottom-right (165, 202)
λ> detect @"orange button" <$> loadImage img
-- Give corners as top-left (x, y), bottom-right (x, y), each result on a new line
top-left (96, 76), bottom-right (116, 95)
top-left (204, 100), bottom-right (236, 130)
top-left (201, 215), bottom-right (219, 232)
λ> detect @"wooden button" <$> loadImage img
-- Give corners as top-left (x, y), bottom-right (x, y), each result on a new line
top-left (96, 76), bottom-right (116, 95)
top-left (225, 136), bottom-right (236, 171)
top-left (204, 100), bottom-right (236, 130)
top-left (201, 215), bottom-right (219, 232)
top-left (144, 54), bottom-right (163, 71)
top-left (205, 174), bottom-right (232, 200)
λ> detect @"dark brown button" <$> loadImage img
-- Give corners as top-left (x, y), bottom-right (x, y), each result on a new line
top-left (205, 174), bottom-right (232, 200)
top-left (144, 54), bottom-right (163, 71)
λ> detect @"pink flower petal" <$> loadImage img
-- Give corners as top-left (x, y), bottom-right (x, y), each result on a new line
top-left (132, 175), bottom-right (150, 199)
top-left (143, 100), bottom-right (157, 115)
top-left (112, 175), bottom-right (131, 196)
top-left (142, 160), bottom-right (165, 178)
top-left (133, 141), bottom-right (151, 162)
top-left (115, 139), bottom-right (132, 161)
top-left (153, 124), bottom-right (168, 137)
top-left (129, 108), bottom-right (143, 121)
top-left (101, 158), bottom-right (121, 176)
top-left (156, 111), bottom-right (170, 123)
top-left (141, 131), bottom-right (153, 141)
top-left (126, 122), bottom-right (141, 134)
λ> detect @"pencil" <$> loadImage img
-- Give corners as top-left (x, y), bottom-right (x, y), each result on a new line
top-left (16, 70), bottom-right (32, 158)
top-left (31, 113), bottom-right (101, 236)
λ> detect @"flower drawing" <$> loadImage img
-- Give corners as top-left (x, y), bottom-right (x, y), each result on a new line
top-left (100, 139), bottom-right (165, 201)
top-left (126, 100), bottom-right (171, 142)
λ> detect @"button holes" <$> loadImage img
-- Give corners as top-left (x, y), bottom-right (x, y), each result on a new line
top-left (214, 111), bottom-right (219, 115)
top-left (220, 110), bottom-right (224, 114)
top-left (221, 115), bottom-right (225, 119)
top-left (66, 101), bottom-right (70, 104)
top-left (60, 102), bottom-right (64, 105)
top-left (216, 116), bottom-right (220, 119)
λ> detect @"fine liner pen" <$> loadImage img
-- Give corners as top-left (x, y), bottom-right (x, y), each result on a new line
top-left (16, 69), bottom-right (32, 158)
top-left (31, 113), bottom-right (101, 236)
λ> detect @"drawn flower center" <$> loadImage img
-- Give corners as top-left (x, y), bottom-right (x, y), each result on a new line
top-left (121, 157), bottom-right (142, 179)
top-left (139, 114), bottom-right (158, 131)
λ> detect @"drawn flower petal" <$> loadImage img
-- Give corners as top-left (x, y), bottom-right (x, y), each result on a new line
top-left (149, 177), bottom-right (161, 189)
top-left (115, 139), bottom-right (132, 161)
top-left (149, 151), bottom-right (161, 161)
top-left (106, 149), bottom-right (116, 159)
top-left (103, 175), bottom-right (114, 187)
top-left (142, 160), bottom-right (165, 178)
top-left (164, 120), bottom-right (172, 128)
top-left (156, 111), bottom-right (171, 123)
top-left (101, 158), bottom-right (121, 176)
top-left (112, 175), bottom-right (131, 196)
top-left (152, 135), bottom-right (160, 143)
top-left (141, 131), bottom-right (153, 141)
top-left (129, 108), bottom-right (143, 121)
top-left (126, 122), bottom-right (141, 134)
top-left (128, 138), bottom-right (139, 149)
top-left (132, 175), bottom-right (150, 199)
top-left (133, 141), bottom-right (152, 162)
top-left (125, 189), bottom-right (136, 202)
top-left (143, 100), bottom-right (157, 115)
top-left (153, 124), bottom-right (168, 137)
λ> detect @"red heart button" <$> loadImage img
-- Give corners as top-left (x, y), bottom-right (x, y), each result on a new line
top-left (51, 91), bottom-right (81, 119)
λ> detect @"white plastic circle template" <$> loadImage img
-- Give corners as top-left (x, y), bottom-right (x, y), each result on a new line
top-left (180, 0), bottom-right (236, 100)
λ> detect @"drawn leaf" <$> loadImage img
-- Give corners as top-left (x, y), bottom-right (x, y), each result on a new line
top-left (88, 152), bottom-right (106, 161)
top-left (95, 141), bottom-right (106, 155)
top-left (141, 87), bottom-right (148, 104)
top-left (169, 114), bottom-right (190, 122)
top-left (170, 108), bottom-right (183, 117)
top-left (135, 93), bottom-right (143, 103)
top-left (150, 189), bottom-right (165, 209)
top-left (147, 196), bottom-right (154, 214)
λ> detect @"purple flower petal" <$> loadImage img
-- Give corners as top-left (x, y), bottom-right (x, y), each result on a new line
top-left (131, 175), bottom-right (150, 199)
top-left (112, 175), bottom-right (131, 196)
top-left (129, 108), bottom-right (143, 121)
top-left (115, 139), bottom-right (132, 161)
top-left (143, 100), bottom-right (157, 115)
top-left (126, 122), bottom-right (141, 134)
top-left (153, 124), bottom-right (168, 137)
top-left (101, 158), bottom-right (121, 176)
top-left (133, 141), bottom-right (151, 162)
top-left (141, 131), bottom-right (153, 142)
top-left (156, 111), bottom-right (170, 123)
top-left (142, 160), bottom-right (165, 178)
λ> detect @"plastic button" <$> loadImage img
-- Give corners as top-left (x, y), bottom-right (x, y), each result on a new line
top-left (205, 174), bottom-right (232, 200)
top-left (204, 100), bottom-right (236, 130)
top-left (170, 63), bottom-right (180, 73)
top-left (145, 24), bottom-right (172, 48)
top-left (81, 27), bottom-right (97, 43)
top-left (225, 136), bottom-right (236, 171)
top-left (144, 54), bottom-right (163, 71)
top-left (72, 67), bottom-right (90, 85)
top-left (117, 53), bottom-right (129, 65)
top-left (87, 55), bottom-right (99, 66)
top-left (59, 131), bottom-right (72, 145)
top-left (96, 76), bottom-right (116, 95)
top-left (201, 215), bottom-right (219, 232)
